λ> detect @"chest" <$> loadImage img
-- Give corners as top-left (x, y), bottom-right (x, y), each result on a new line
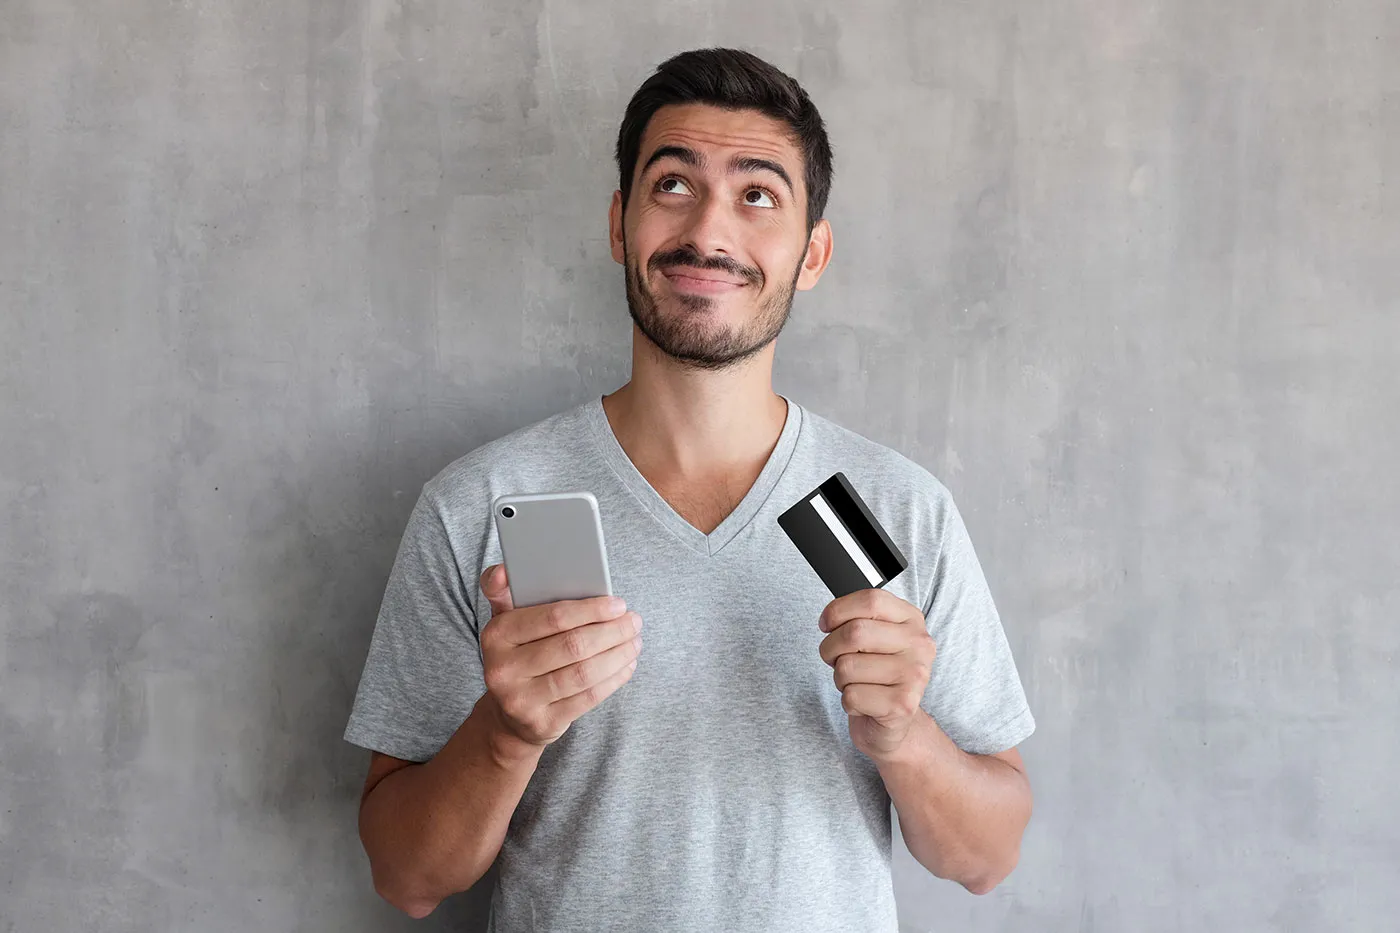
top-left (648, 470), bottom-right (762, 536)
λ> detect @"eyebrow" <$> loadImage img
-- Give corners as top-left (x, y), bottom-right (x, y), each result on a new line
top-left (639, 144), bottom-right (795, 198)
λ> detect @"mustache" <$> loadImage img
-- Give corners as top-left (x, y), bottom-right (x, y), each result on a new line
top-left (648, 248), bottom-right (762, 286)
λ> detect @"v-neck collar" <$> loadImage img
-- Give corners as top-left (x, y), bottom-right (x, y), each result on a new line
top-left (584, 392), bottom-right (804, 557)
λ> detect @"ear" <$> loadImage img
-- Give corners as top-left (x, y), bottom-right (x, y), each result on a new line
top-left (609, 190), bottom-right (625, 265)
top-left (795, 218), bottom-right (833, 291)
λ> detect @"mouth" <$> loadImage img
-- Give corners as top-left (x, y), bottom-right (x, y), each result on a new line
top-left (660, 266), bottom-right (748, 296)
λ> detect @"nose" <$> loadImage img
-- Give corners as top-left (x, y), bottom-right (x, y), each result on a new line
top-left (677, 188), bottom-right (736, 258)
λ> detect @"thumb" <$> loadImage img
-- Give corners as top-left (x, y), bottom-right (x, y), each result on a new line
top-left (480, 563), bottom-right (515, 617)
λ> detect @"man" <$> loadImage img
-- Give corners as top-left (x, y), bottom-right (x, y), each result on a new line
top-left (343, 47), bottom-right (1035, 932)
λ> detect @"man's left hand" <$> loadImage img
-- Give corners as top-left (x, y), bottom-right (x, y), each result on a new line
top-left (818, 588), bottom-right (937, 761)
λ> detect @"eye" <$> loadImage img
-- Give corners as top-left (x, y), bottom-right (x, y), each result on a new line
top-left (743, 186), bottom-right (777, 209)
top-left (655, 176), bottom-right (693, 196)
top-left (655, 175), bottom-right (778, 209)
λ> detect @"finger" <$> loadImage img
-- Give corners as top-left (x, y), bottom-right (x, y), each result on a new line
top-left (840, 683), bottom-right (913, 720)
top-left (500, 594), bottom-right (630, 647)
top-left (831, 652), bottom-right (911, 692)
top-left (544, 635), bottom-right (641, 715)
top-left (481, 564), bottom-right (514, 616)
top-left (518, 611), bottom-right (641, 680)
top-left (818, 616), bottom-right (911, 666)
top-left (818, 587), bottom-right (917, 633)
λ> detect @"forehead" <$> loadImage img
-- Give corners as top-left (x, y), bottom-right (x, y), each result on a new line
top-left (638, 103), bottom-right (803, 180)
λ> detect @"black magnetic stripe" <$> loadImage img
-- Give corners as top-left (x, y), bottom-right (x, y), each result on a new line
top-left (818, 472), bottom-right (909, 581)
top-left (776, 498), bottom-right (872, 598)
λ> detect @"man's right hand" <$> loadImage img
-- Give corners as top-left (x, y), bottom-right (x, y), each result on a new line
top-left (477, 564), bottom-right (642, 749)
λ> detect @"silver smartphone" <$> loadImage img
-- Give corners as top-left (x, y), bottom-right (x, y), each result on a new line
top-left (491, 491), bottom-right (613, 608)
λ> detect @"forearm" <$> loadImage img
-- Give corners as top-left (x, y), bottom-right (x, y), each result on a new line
top-left (359, 694), bottom-right (544, 917)
top-left (874, 710), bottom-right (1031, 894)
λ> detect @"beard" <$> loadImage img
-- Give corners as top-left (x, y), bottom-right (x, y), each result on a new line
top-left (623, 235), bottom-right (804, 372)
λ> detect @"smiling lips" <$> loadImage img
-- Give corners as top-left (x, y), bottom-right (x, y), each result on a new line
top-left (661, 266), bottom-right (748, 295)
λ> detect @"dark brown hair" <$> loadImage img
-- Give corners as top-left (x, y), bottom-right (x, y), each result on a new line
top-left (614, 48), bottom-right (834, 233)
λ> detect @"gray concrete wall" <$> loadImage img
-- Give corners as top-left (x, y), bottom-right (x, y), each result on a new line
top-left (2, 1), bottom-right (1396, 930)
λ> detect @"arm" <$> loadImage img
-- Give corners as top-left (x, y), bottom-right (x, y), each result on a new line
top-left (357, 693), bottom-right (543, 918)
top-left (874, 709), bottom-right (1032, 895)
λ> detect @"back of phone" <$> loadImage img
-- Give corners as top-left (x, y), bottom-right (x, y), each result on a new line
top-left (491, 491), bottom-right (613, 609)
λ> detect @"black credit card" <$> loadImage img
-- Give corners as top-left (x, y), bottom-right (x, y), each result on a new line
top-left (777, 471), bottom-right (909, 598)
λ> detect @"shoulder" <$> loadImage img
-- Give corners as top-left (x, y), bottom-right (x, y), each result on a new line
top-left (795, 400), bottom-right (957, 511)
top-left (418, 400), bottom-right (590, 514)
top-left (790, 399), bottom-right (972, 612)
top-left (395, 400), bottom-right (594, 619)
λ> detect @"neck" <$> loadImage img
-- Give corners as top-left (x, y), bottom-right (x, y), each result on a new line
top-left (601, 336), bottom-right (788, 480)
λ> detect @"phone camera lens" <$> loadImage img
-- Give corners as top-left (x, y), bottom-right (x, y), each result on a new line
top-left (501, 506), bottom-right (515, 518)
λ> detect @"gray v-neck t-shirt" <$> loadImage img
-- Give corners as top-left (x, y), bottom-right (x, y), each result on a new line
top-left (343, 393), bottom-right (1035, 932)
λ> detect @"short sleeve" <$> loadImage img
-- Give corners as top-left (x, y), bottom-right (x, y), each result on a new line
top-left (342, 485), bottom-right (488, 763)
top-left (918, 492), bottom-right (1035, 756)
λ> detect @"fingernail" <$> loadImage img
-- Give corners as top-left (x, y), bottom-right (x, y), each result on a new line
top-left (610, 597), bottom-right (626, 614)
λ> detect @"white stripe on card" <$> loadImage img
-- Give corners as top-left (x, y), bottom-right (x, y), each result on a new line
top-left (810, 492), bottom-right (882, 587)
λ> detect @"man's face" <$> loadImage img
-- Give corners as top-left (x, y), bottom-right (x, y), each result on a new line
top-left (609, 103), bottom-right (832, 371)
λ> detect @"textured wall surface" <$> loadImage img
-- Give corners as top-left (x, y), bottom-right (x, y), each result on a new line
top-left (2, 2), bottom-right (1397, 930)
